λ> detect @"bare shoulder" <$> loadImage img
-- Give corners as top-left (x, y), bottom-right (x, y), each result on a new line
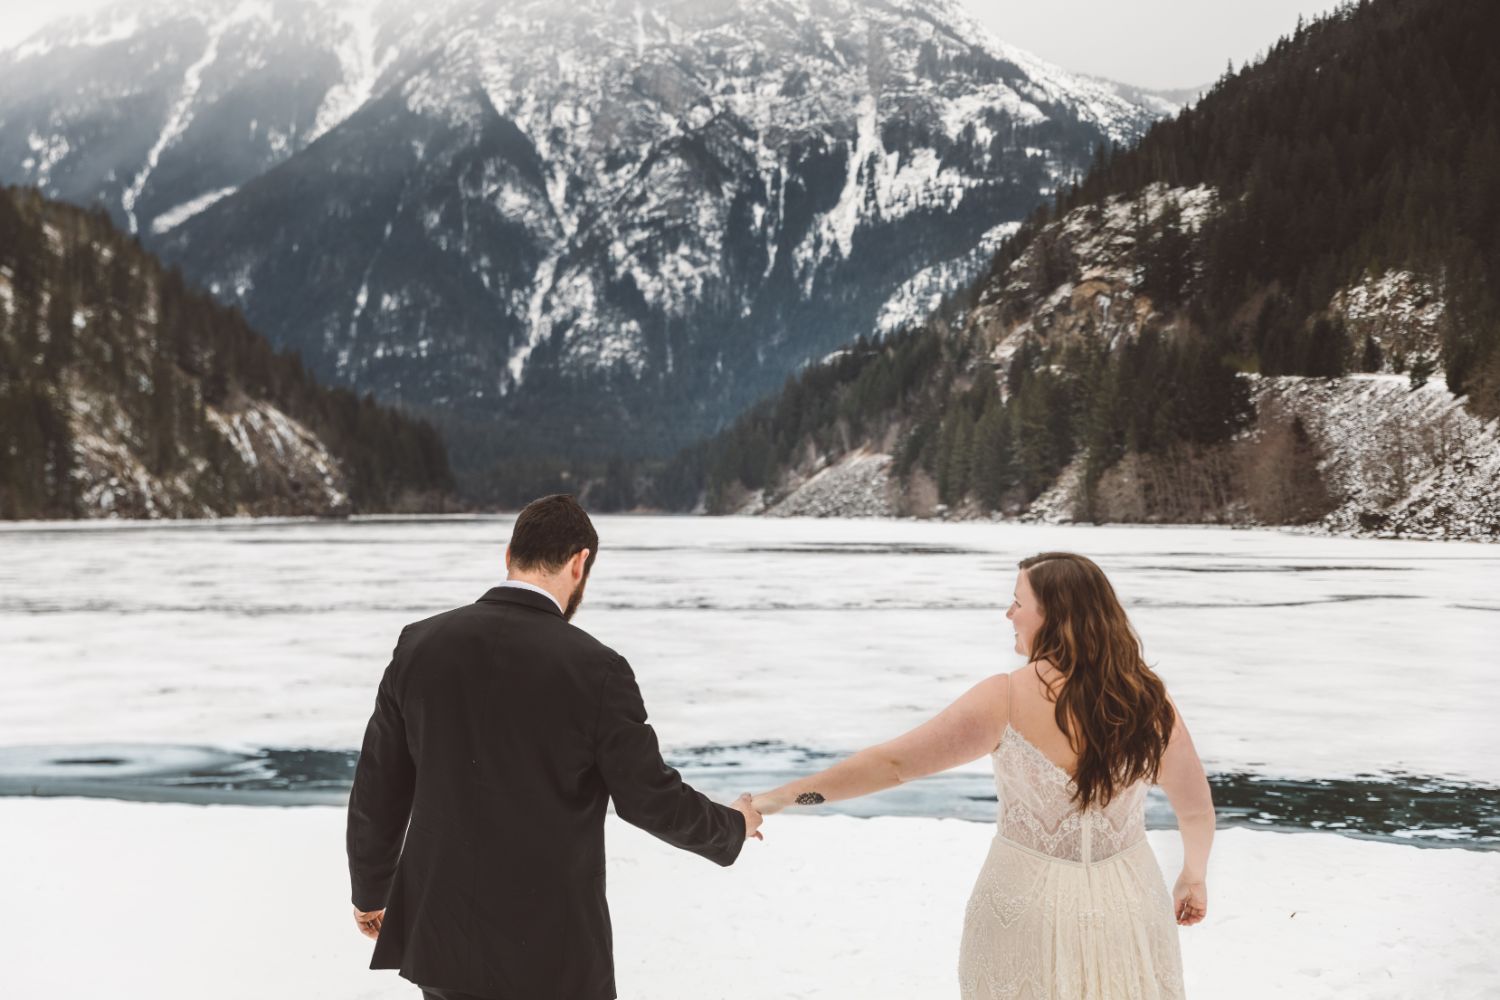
top-left (950, 673), bottom-right (1011, 724)
top-left (967, 672), bottom-right (1011, 700)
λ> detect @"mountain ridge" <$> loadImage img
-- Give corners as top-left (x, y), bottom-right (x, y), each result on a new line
top-left (0, 184), bottom-right (454, 520)
top-left (650, 0), bottom-right (1500, 540)
top-left (0, 0), bottom-right (1180, 495)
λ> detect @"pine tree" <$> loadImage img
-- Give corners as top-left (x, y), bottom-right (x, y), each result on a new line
top-left (972, 392), bottom-right (1013, 509)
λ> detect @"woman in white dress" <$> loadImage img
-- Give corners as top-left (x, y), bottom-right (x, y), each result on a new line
top-left (751, 551), bottom-right (1214, 999)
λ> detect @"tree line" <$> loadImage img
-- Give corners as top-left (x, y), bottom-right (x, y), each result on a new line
top-left (0, 185), bottom-right (453, 518)
top-left (643, 0), bottom-right (1498, 516)
top-left (1006, 0), bottom-right (1500, 413)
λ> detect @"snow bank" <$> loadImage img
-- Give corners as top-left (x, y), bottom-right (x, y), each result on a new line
top-left (762, 448), bottom-right (897, 518)
top-left (1, 799), bottom-right (1495, 999)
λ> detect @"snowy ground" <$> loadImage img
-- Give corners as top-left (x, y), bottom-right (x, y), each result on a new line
top-left (1, 516), bottom-right (1495, 785)
top-left (2, 517), bottom-right (1496, 998)
top-left (2, 797), bottom-right (1496, 1000)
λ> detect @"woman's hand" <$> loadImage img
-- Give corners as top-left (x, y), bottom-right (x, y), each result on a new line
top-left (730, 793), bottom-right (764, 840)
top-left (1172, 872), bottom-right (1207, 926)
top-left (751, 791), bottom-right (789, 816)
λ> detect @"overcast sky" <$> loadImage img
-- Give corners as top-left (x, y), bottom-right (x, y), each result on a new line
top-left (0, 0), bottom-right (108, 50)
top-left (963, 0), bottom-right (1346, 91)
top-left (1, 0), bottom-right (1344, 91)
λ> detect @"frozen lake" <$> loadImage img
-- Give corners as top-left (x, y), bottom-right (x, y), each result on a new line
top-left (1, 515), bottom-right (1496, 846)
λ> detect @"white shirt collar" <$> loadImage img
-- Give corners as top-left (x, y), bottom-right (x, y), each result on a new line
top-left (497, 578), bottom-right (564, 614)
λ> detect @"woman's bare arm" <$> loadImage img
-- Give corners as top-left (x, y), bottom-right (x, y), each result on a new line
top-left (752, 674), bottom-right (1010, 813)
top-left (1157, 693), bottom-right (1215, 882)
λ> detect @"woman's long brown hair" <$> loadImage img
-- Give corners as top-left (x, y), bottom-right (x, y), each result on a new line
top-left (1019, 552), bottom-right (1175, 810)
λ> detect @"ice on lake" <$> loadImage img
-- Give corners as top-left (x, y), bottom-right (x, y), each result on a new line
top-left (0, 515), bottom-right (1495, 791)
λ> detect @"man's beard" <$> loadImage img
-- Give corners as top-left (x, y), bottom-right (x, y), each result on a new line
top-left (563, 574), bottom-right (588, 621)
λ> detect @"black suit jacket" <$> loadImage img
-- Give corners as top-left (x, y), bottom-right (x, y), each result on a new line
top-left (346, 586), bottom-right (746, 999)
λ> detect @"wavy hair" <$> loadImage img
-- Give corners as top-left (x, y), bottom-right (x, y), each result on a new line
top-left (1018, 552), bottom-right (1176, 810)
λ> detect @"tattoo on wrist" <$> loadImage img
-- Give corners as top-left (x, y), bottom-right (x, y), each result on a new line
top-left (795, 792), bottom-right (826, 805)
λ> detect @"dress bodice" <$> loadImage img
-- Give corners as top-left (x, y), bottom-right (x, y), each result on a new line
top-left (991, 723), bottom-right (1148, 865)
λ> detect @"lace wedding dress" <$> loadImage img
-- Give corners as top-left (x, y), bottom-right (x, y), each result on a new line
top-left (958, 723), bottom-right (1187, 999)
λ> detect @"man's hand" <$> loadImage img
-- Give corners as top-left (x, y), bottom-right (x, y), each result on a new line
top-left (353, 906), bottom-right (384, 940)
top-left (732, 793), bottom-right (764, 841)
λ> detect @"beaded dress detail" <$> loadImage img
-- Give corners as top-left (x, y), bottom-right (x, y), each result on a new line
top-left (957, 724), bottom-right (1186, 999)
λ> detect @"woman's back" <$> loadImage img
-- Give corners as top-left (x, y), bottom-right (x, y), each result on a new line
top-left (957, 665), bottom-right (1185, 999)
top-left (753, 549), bottom-right (1210, 998)
top-left (1004, 662), bottom-right (1082, 775)
top-left (993, 665), bottom-right (1150, 865)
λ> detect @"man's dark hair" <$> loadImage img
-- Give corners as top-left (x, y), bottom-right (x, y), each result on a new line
top-left (509, 494), bottom-right (599, 575)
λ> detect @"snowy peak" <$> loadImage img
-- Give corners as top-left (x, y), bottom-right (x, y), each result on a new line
top-left (2, 0), bottom-right (1169, 246)
top-left (3, 0), bottom-right (1176, 478)
top-left (0, 0), bottom-right (417, 235)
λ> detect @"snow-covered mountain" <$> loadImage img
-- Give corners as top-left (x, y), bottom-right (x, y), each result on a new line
top-left (705, 181), bottom-right (1500, 540)
top-left (0, 0), bottom-right (408, 236)
top-left (0, 0), bottom-right (1176, 474)
top-left (0, 186), bottom-right (453, 520)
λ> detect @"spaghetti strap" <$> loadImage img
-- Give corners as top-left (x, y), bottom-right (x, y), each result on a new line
top-left (993, 672), bottom-right (1013, 754)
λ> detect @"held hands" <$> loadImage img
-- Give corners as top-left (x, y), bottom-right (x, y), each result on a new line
top-left (728, 790), bottom-right (803, 843)
top-left (731, 787), bottom-right (805, 842)
top-left (732, 793), bottom-right (765, 840)
top-left (750, 791), bottom-right (793, 816)
top-left (352, 905), bottom-right (384, 940)
top-left (1172, 872), bottom-right (1207, 926)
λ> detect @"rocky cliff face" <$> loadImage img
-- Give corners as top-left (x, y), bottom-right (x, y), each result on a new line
top-left (1, 260), bottom-right (352, 519)
top-left (0, 186), bottom-right (451, 520)
top-left (66, 380), bottom-right (352, 518)
top-left (1, 0), bottom-right (1175, 474)
top-left (970, 181), bottom-right (1218, 358)
top-left (1329, 270), bottom-right (1445, 375)
top-left (722, 182), bottom-right (1500, 540)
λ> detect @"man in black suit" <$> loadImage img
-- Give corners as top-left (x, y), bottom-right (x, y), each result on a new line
top-left (347, 494), bottom-right (762, 1000)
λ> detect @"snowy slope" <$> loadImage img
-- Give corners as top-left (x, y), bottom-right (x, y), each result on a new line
top-left (1251, 373), bottom-right (1500, 539)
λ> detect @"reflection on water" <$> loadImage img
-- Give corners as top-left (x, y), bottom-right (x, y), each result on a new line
top-left (1, 743), bottom-right (1494, 851)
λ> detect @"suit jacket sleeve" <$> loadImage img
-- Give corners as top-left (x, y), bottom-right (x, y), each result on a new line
top-left (594, 654), bottom-right (746, 866)
top-left (346, 628), bottom-right (417, 910)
